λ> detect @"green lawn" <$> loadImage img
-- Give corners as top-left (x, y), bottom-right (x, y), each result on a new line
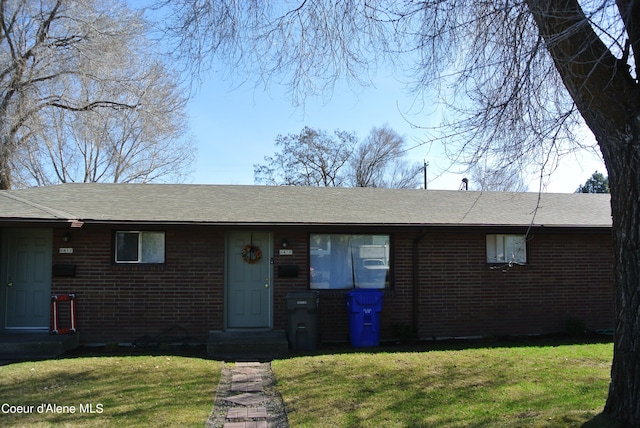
top-left (0, 354), bottom-right (220, 427)
top-left (0, 341), bottom-right (618, 427)
top-left (273, 342), bottom-right (616, 427)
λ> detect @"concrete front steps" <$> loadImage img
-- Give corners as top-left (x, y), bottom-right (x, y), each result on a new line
top-left (207, 330), bottom-right (289, 361)
top-left (0, 332), bottom-right (80, 361)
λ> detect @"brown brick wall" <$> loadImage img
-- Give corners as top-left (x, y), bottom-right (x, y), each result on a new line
top-left (50, 225), bottom-right (613, 344)
top-left (414, 229), bottom-right (613, 338)
top-left (51, 226), bottom-right (225, 343)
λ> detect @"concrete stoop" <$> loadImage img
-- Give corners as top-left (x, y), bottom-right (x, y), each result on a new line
top-left (207, 330), bottom-right (288, 361)
top-left (0, 333), bottom-right (80, 360)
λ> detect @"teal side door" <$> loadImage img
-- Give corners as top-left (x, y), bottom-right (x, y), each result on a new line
top-left (4, 229), bottom-right (52, 330)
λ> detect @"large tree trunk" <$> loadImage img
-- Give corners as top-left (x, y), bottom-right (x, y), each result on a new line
top-left (605, 141), bottom-right (640, 426)
top-left (527, 0), bottom-right (640, 425)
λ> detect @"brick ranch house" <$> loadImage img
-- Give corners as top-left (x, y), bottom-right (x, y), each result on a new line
top-left (0, 183), bottom-right (613, 349)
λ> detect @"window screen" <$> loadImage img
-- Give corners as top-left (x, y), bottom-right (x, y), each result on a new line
top-left (116, 231), bottom-right (165, 263)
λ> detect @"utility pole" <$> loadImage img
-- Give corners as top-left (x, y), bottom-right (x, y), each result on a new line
top-left (423, 160), bottom-right (429, 189)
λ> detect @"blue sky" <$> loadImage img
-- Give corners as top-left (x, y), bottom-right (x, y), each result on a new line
top-left (187, 74), bottom-right (606, 193)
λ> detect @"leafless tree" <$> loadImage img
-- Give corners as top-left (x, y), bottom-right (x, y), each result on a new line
top-left (469, 163), bottom-right (529, 192)
top-left (254, 126), bottom-right (356, 186)
top-left (255, 125), bottom-right (420, 188)
top-left (350, 126), bottom-right (420, 188)
top-left (13, 60), bottom-right (194, 186)
top-left (0, 0), bottom-right (194, 188)
top-left (157, 1), bottom-right (640, 423)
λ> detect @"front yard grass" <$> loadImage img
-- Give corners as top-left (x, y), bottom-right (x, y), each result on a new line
top-left (273, 342), bottom-right (615, 427)
top-left (0, 354), bottom-right (220, 427)
top-left (0, 340), bottom-right (617, 427)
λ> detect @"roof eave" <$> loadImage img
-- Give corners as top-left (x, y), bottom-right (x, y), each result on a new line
top-left (0, 218), bottom-right (82, 226)
top-left (67, 219), bottom-right (613, 229)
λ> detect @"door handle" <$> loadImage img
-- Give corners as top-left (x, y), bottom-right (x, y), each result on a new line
top-left (7, 276), bottom-right (12, 287)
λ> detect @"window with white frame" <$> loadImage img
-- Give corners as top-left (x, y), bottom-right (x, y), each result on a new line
top-left (486, 234), bottom-right (526, 264)
top-left (310, 234), bottom-right (390, 289)
top-left (115, 231), bottom-right (165, 263)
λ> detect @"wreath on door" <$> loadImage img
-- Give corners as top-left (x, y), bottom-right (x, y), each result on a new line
top-left (241, 244), bottom-right (262, 264)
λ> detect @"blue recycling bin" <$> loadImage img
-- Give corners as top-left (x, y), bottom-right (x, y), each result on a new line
top-left (345, 289), bottom-right (384, 347)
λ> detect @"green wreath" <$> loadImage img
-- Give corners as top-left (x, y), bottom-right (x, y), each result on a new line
top-left (241, 244), bottom-right (262, 264)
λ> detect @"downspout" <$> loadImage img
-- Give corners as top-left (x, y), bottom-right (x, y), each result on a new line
top-left (412, 230), bottom-right (427, 339)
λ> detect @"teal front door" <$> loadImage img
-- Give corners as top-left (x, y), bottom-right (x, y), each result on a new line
top-left (226, 232), bottom-right (272, 328)
top-left (4, 229), bottom-right (52, 329)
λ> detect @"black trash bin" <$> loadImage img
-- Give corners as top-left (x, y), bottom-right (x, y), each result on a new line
top-left (285, 291), bottom-right (320, 351)
top-left (345, 288), bottom-right (384, 347)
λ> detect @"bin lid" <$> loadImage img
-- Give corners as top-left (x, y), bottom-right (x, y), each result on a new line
top-left (286, 291), bottom-right (320, 309)
top-left (345, 288), bottom-right (384, 296)
top-left (345, 288), bottom-right (383, 306)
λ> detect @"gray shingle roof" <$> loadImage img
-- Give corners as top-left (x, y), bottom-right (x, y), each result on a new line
top-left (0, 190), bottom-right (77, 222)
top-left (0, 183), bottom-right (612, 227)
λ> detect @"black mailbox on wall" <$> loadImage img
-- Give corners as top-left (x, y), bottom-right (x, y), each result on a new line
top-left (52, 264), bottom-right (76, 277)
top-left (278, 265), bottom-right (299, 278)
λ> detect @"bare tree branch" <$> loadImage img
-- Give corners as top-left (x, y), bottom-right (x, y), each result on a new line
top-left (157, 1), bottom-right (640, 422)
top-left (4, 0), bottom-right (195, 188)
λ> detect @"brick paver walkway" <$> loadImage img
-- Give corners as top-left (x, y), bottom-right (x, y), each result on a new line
top-left (205, 362), bottom-right (289, 428)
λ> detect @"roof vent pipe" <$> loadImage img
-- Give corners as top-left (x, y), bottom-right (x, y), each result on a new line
top-left (459, 178), bottom-right (469, 191)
